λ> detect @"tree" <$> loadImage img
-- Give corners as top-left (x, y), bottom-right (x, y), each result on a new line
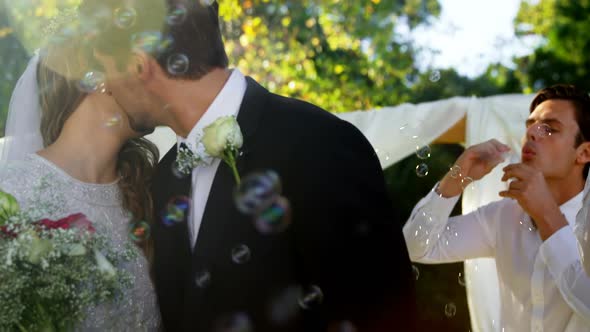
top-left (408, 65), bottom-right (522, 104)
top-left (0, 0), bottom-right (81, 136)
top-left (0, 0), bottom-right (443, 135)
top-left (218, 0), bottom-right (441, 112)
top-left (514, 0), bottom-right (590, 92)
top-left (0, 3), bottom-right (28, 135)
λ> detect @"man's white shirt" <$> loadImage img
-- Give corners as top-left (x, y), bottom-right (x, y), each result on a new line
top-left (403, 185), bottom-right (590, 331)
top-left (176, 69), bottom-right (247, 248)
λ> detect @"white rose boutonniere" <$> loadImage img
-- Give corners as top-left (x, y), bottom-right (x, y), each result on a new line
top-left (202, 115), bottom-right (243, 184)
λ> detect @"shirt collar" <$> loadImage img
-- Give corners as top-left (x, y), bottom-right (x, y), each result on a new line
top-left (560, 191), bottom-right (583, 226)
top-left (177, 69), bottom-right (247, 152)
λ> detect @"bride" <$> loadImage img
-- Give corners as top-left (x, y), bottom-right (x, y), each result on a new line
top-left (1, 26), bottom-right (161, 330)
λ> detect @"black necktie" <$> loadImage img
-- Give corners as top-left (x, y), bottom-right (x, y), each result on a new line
top-left (175, 142), bottom-right (195, 178)
top-left (179, 142), bottom-right (190, 152)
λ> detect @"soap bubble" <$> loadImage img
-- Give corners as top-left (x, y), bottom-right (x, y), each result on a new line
top-left (114, 7), bottom-right (137, 29)
top-left (429, 70), bottom-right (441, 82)
top-left (298, 285), bottom-right (324, 310)
top-left (444, 302), bottom-right (457, 318)
top-left (167, 54), bottom-right (190, 75)
top-left (416, 145), bottom-right (431, 160)
top-left (416, 163), bottom-right (429, 177)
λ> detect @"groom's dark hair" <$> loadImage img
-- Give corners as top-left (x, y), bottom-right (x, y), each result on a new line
top-left (79, 0), bottom-right (228, 80)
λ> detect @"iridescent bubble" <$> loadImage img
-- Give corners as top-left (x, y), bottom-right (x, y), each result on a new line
top-left (416, 145), bottom-right (431, 160)
top-left (214, 312), bottom-right (253, 332)
top-left (461, 177), bottom-right (474, 190)
top-left (444, 302), bottom-right (457, 318)
top-left (77, 71), bottom-right (106, 93)
top-left (412, 265), bottom-right (420, 280)
top-left (531, 123), bottom-right (552, 139)
top-left (131, 31), bottom-right (173, 55)
top-left (254, 196), bottom-right (292, 235)
top-left (449, 165), bottom-right (462, 179)
top-left (158, 36), bottom-right (174, 53)
top-left (234, 170), bottom-right (282, 215)
top-left (131, 31), bottom-right (160, 52)
top-left (195, 270), bottom-right (211, 288)
top-left (416, 163), bottom-right (429, 177)
top-left (298, 285), bottom-right (324, 310)
top-left (114, 7), bottom-right (137, 29)
top-left (458, 272), bottom-right (466, 286)
top-left (231, 244), bottom-right (251, 264)
top-left (161, 196), bottom-right (191, 226)
top-left (429, 70), bottom-right (441, 82)
top-left (167, 5), bottom-right (187, 25)
top-left (128, 221), bottom-right (151, 242)
top-left (167, 54), bottom-right (190, 75)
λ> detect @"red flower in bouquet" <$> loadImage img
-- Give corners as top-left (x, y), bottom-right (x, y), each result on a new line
top-left (0, 225), bottom-right (17, 238)
top-left (36, 213), bottom-right (96, 235)
top-left (0, 203), bottom-right (135, 330)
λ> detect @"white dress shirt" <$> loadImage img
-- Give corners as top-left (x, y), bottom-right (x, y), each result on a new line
top-left (177, 69), bottom-right (247, 248)
top-left (403, 185), bottom-right (590, 331)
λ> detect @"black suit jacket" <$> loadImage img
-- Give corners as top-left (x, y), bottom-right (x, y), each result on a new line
top-left (151, 77), bottom-right (418, 332)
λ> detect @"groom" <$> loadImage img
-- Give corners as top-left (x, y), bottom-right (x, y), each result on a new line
top-left (83, 1), bottom-right (417, 331)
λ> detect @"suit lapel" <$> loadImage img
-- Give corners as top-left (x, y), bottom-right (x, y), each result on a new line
top-left (153, 146), bottom-right (192, 254)
top-left (152, 145), bottom-right (194, 330)
top-left (236, 77), bottom-right (267, 142)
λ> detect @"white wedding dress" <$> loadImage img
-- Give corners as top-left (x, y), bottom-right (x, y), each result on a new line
top-left (0, 153), bottom-right (161, 331)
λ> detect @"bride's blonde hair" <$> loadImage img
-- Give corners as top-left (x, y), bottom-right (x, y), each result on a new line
top-left (36, 34), bottom-right (159, 260)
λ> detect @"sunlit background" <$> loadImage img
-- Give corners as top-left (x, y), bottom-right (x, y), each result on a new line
top-left (410, 0), bottom-right (541, 76)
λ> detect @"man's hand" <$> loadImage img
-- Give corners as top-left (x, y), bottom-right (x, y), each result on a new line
top-left (499, 163), bottom-right (567, 240)
top-left (438, 139), bottom-right (510, 198)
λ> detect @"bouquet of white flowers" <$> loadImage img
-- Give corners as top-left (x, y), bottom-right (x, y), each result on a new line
top-left (0, 190), bottom-right (135, 332)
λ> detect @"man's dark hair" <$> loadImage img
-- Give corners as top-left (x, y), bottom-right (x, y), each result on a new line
top-left (530, 84), bottom-right (590, 178)
top-left (78, 0), bottom-right (228, 80)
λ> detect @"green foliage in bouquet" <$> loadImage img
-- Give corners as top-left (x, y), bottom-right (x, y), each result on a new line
top-left (0, 190), bottom-right (136, 332)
